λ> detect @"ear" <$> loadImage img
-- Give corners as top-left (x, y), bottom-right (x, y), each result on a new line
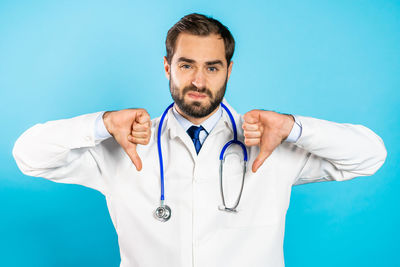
top-left (227, 60), bottom-right (233, 81)
top-left (163, 56), bottom-right (170, 80)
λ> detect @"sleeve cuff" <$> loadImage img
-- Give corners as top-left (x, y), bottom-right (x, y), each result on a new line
top-left (94, 111), bottom-right (112, 141)
top-left (284, 115), bottom-right (302, 143)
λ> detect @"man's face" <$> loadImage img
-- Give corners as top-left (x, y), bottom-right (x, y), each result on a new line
top-left (164, 33), bottom-right (233, 118)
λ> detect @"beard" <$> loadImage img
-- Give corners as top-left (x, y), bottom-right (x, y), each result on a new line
top-left (169, 75), bottom-right (227, 118)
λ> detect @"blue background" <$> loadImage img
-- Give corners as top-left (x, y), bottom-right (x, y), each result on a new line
top-left (1, 0), bottom-right (399, 266)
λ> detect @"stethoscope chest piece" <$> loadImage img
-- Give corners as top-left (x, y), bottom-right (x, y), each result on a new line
top-left (154, 204), bottom-right (171, 222)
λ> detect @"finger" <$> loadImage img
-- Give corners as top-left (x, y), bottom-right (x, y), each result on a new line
top-left (244, 137), bottom-right (260, 146)
top-left (135, 119), bottom-right (151, 127)
top-left (242, 123), bottom-right (259, 131)
top-left (124, 143), bottom-right (143, 171)
top-left (130, 131), bottom-right (150, 138)
top-left (252, 148), bottom-right (272, 173)
top-left (136, 110), bottom-right (151, 124)
top-left (243, 110), bottom-right (261, 124)
top-left (128, 135), bottom-right (150, 145)
top-left (132, 123), bottom-right (150, 132)
top-left (243, 130), bottom-right (262, 138)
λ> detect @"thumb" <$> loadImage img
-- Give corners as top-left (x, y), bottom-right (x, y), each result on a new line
top-left (125, 143), bottom-right (143, 171)
top-left (252, 146), bottom-right (271, 173)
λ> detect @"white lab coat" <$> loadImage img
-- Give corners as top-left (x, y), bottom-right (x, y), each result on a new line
top-left (12, 100), bottom-right (387, 267)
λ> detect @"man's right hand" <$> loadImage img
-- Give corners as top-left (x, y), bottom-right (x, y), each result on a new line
top-left (103, 109), bottom-right (151, 171)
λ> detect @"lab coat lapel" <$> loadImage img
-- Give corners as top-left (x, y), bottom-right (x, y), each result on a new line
top-left (165, 107), bottom-right (198, 162)
top-left (204, 98), bottom-right (242, 143)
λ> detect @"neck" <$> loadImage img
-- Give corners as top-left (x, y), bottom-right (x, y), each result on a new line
top-left (175, 104), bottom-right (219, 125)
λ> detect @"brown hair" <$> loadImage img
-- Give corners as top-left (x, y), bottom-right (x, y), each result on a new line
top-left (165, 13), bottom-right (235, 65)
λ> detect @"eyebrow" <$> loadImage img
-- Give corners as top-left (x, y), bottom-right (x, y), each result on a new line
top-left (177, 57), bottom-right (224, 67)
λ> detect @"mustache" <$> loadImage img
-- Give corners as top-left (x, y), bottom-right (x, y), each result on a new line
top-left (182, 85), bottom-right (213, 98)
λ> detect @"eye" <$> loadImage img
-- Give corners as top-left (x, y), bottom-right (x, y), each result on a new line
top-left (208, 66), bottom-right (218, 72)
top-left (180, 64), bottom-right (191, 69)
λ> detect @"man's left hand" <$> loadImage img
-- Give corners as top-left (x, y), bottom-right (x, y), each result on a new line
top-left (242, 110), bottom-right (295, 173)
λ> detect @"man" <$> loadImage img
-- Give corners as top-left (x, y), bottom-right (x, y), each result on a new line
top-left (13, 13), bottom-right (386, 267)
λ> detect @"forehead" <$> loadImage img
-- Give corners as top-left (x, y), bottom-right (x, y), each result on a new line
top-left (173, 33), bottom-right (226, 64)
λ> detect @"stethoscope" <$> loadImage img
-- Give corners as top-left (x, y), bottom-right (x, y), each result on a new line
top-left (154, 102), bottom-right (248, 222)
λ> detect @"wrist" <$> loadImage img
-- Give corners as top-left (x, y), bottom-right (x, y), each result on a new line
top-left (103, 111), bottom-right (114, 136)
top-left (281, 114), bottom-right (295, 141)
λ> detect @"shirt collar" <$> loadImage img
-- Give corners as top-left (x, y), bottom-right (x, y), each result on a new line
top-left (166, 99), bottom-right (239, 143)
top-left (172, 104), bottom-right (222, 134)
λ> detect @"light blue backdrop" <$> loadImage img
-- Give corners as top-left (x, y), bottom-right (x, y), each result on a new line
top-left (1, 0), bottom-right (398, 266)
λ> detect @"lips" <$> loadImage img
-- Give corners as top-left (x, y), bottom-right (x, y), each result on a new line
top-left (187, 92), bottom-right (207, 100)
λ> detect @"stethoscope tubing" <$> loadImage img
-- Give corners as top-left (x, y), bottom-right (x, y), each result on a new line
top-left (156, 102), bottom-right (248, 213)
top-left (157, 102), bottom-right (174, 202)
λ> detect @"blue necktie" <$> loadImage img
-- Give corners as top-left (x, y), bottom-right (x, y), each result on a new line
top-left (187, 125), bottom-right (205, 154)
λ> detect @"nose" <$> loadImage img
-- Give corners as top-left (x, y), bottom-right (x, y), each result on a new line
top-left (192, 69), bottom-right (206, 89)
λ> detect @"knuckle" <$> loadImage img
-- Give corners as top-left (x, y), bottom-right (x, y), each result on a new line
top-left (140, 141), bottom-right (147, 146)
top-left (135, 140), bottom-right (143, 145)
top-left (244, 139), bottom-right (253, 146)
top-left (140, 139), bottom-right (148, 145)
top-left (139, 108), bottom-right (150, 116)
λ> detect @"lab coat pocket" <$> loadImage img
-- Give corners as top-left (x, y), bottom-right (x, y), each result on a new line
top-left (220, 161), bottom-right (282, 228)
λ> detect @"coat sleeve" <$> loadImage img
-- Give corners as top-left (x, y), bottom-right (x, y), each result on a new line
top-left (12, 112), bottom-right (111, 195)
top-left (292, 116), bottom-right (387, 186)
